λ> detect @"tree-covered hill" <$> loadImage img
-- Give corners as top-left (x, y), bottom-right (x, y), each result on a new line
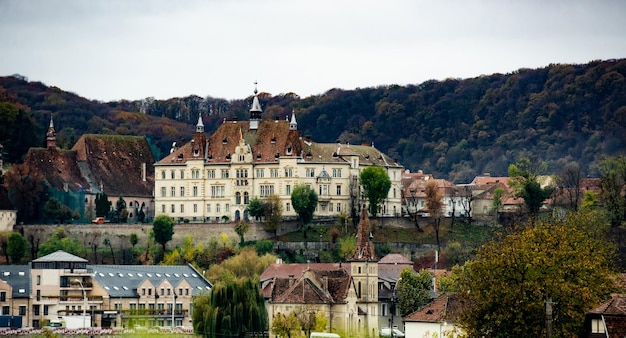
top-left (1, 58), bottom-right (625, 182)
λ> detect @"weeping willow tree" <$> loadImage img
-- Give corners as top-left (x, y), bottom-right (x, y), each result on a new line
top-left (193, 278), bottom-right (268, 337)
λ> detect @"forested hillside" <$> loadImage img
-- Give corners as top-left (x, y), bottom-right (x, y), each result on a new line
top-left (1, 59), bottom-right (625, 182)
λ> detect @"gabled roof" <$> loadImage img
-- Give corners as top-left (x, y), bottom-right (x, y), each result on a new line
top-left (0, 265), bottom-right (30, 298)
top-left (90, 264), bottom-right (212, 298)
top-left (404, 294), bottom-right (461, 323)
top-left (72, 134), bottom-right (155, 197)
top-left (33, 250), bottom-right (88, 263)
top-left (588, 294), bottom-right (626, 316)
top-left (379, 253), bottom-right (413, 265)
top-left (270, 268), bottom-right (351, 304)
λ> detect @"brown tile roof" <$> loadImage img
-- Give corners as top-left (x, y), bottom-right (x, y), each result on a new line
top-left (350, 209), bottom-right (376, 261)
top-left (588, 294), bottom-right (626, 315)
top-left (157, 119), bottom-right (403, 169)
top-left (71, 134), bottom-right (155, 197)
top-left (404, 294), bottom-right (462, 323)
top-left (585, 294), bottom-right (626, 338)
top-left (470, 175), bottom-right (511, 186)
top-left (379, 253), bottom-right (413, 265)
top-left (269, 268), bottom-right (352, 304)
top-left (23, 147), bottom-right (88, 192)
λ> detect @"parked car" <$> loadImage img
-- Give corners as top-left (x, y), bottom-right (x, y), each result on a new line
top-left (380, 327), bottom-right (405, 337)
top-left (91, 217), bottom-right (106, 224)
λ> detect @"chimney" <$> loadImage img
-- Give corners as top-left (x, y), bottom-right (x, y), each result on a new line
top-left (288, 275), bottom-right (295, 287)
top-left (483, 172), bottom-right (491, 177)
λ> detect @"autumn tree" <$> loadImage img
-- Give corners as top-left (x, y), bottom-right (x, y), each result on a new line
top-left (153, 214), bottom-right (174, 257)
top-left (396, 268), bottom-right (433, 317)
top-left (7, 232), bottom-right (28, 264)
top-left (38, 228), bottom-right (84, 257)
top-left (263, 194), bottom-right (283, 239)
top-left (424, 180), bottom-right (443, 252)
top-left (338, 235), bottom-right (356, 261)
top-left (598, 155), bottom-right (626, 227)
top-left (234, 220), bottom-right (250, 245)
top-left (193, 278), bottom-right (268, 337)
top-left (557, 161), bottom-right (582, 211)
top-left (360, 166), bottom-right (391, 217)
top-left (508, 157), bottom-right (554, 217)
top-left (271, 312), bottom-right (301, 338)
top-left (205, 247), bottom-right (276, 283)
top-left (290, 184), bottom-right (318, 230)
top-left (449, 211), bottom-right (616, 337)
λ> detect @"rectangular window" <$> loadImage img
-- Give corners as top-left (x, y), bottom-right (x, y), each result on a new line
top-left (270, 169), bottom-right (279, 178)
top-left (180, 204), bottom-right (184, 213)
top-left (336, 185), bottom-right (342, 195)
top-left (286, 185), bottom-right (291, 196)
top-left (256, 169), bottom-right (264, 178)
top-left (180, 187), bottom-right (185, 196)
top-left (221, 169), bottom-right (229, 178)
top-left (193, 204), bottom-right (198, 213)
top-left (0, 292), bottom-right (5, 301)
top-left (337, 203), bottom-right (341, 212)
top-left (225, 204), bottom-right (230, 212)
top-left (211, 186), bottom-right (225, 198)
top-left (43, 305), bottom-right (49, 315)
top-left (171, 170), bottom-right (175, 179)
top-left (19, 306), bottom-right (26, 316)
top-left (207, 170), bottom-right (215, 178)
top-left (591, 319), bottom-right (605, 333)
top-left (329, 203), bottom-right (333, 212)
top-left (171, 187), bottom-right (175, 197)
top-left (2, 306), bottom-right (8, 315)
top-left (37, 275), bottom-right (41, 285)
top-left (306, 168), bottom-right (315, 177)
top-left (171, 204), bottom-right (175, 213)
top-left (161, 171), bottom-right (166, 179)
top-left (142, 288), bottom-right (146, 295)
top-left (180, 170), bottom-right (185, 179)
top-left (332, 168), bottom-right (342, 178)
top-left (286, 203), bottom-right (291, 212)
top-left (285, 168), bottom-right (293, 177)
top-left (207, 204), bottom-right (211, 213)
top-left (161, 204), bottom-right (165, 213)
top-left (216, 204), bottom-right (221, 213)
top-left (33, 305), bottom-right (40, 316)
top-left (260, 185), bottom-right (275, 197)
top-left (161, 187), bottom-right (166, 197)
top-left (193, 186), bottom-right (198, 196)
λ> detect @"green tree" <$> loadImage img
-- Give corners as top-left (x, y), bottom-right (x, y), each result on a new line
top-left (449, 211), bottom-right (616, 337)
top-left (234, 220), bottom-right (250, 245)
top-left (598, 155), bottom-right (626, 227)
top-left (44, 197), bottom-right (72, 224)
top-left (508, 157), bottom-right (554, 217)
top-left (153, 214), bottom-right (174, 255)
top-left (396, 268), bottom-right (433, 317)
top-left (248, 197), bottom-right (265, 220)
top-left (95, 192), bottom-right (111, 217)
top-left (338, 235), bottom-right (356, 261)
top-left (193, 278), bottom-right (268, 337)
top-left (580, 190), bottom-right (599, 212)
top-left (129, 233), bottom-right (138, 249)
top-left (38, 228), bottom-right (84, 257)
top-left (290, 184), bottom-right (318, 230)
top-left (7, 232), bottom-right (28, 264)
top-left (263, 194), bottom-right (283, 239)
top-left (360, 166), bottom-right (391, 217)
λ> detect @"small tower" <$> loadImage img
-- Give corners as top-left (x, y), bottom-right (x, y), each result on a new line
top-left (249, 82), bottom-right (262, 130)
top-left (196, 114), bottom-right (204, 133)
top-left (289, 110), bottom-right (298, 130)
top-left (191, 114), bottom-right (207, 158)
top-left (46, 115), bottom-right (57, 150)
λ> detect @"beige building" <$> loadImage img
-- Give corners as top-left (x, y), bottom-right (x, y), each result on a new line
top-left (154, 86), bottom-right (404, 223)
top-left (27, 250), bottom-right (211, 329)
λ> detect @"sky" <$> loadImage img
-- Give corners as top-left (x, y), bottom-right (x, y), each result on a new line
top-left (1, 0), bottom-right (625, 102)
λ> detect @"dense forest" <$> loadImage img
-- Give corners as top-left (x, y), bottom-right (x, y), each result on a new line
top-left (1, 58), bottom-right (625, 183)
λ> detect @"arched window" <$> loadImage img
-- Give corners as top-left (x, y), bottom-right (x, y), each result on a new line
top-left (244, 192), bottom-right (249, 204)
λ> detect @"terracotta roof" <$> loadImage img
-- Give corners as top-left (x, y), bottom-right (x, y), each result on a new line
top-left (71, 134), bottom-right (155, 197)
top-left (588, 294), bottom-right (626, 315)
top-left (270, 268), bottom-right (352, 304)
top-left (259, 263), bottom-right (348, 283)
top-left (350, 209), bottom-right (376, 261)
top-left (470, 176), bottom-right (510, 186)
top-left (404, 294), bottom-right (462, 323)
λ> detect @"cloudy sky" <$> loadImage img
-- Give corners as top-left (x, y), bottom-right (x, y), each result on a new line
top-left (1, 0), bottom-right (625, 102)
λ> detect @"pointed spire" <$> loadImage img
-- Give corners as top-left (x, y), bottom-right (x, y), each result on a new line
top-left (350, 209), bottom-right (377, 262)
top-left (196, 115), bottom-right (204, 133)
top-left (250, 81), bottom-right (262, 130)
top-left (46, 114), bottom-right (57, 150)
top-left (289, 109), bottom-right (298, 130)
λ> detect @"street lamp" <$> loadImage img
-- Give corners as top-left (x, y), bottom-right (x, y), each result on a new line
top-left (72, 279), bottom-right (87, 328)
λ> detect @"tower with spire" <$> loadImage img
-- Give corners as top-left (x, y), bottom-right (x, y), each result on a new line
top-left (46, 115), bottom-right (57, 150)
top-left (249, 82), bottom-right (262, 130)
top-left (289, 110), bottom-right (298, 130)
top-left (349, 208), bottom-right (379, 337)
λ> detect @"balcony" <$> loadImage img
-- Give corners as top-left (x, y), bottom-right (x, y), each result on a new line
top-left (119, 309), bottom-right (188, 319)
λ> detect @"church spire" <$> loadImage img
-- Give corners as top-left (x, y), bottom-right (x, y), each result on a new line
top-left (350, 209), bottom-right (377, 262)
top-left (46, 114), bottom-right (57, 150)
top-left (249, 81), bottom-right (262, 130)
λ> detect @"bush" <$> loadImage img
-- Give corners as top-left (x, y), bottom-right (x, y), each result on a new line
top-left (255, 240), bottom-right (275, 255)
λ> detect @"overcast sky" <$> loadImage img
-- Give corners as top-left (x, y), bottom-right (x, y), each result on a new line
top-left (1, 0), bottom-right (625, 102)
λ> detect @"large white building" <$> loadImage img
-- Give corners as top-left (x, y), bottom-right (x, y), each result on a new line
top-left (154, 86), bottom-right (404, 223)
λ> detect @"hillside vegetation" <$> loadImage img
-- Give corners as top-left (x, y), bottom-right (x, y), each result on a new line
top-left (1, 59), bottom-right (625, 182)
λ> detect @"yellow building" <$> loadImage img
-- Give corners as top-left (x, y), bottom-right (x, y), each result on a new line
top-left (154, 86), bottom-right (404, 223)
